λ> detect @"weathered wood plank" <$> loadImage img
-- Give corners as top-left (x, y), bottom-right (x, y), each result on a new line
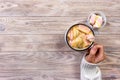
top-left (0, 0), bottom-right (119, 17)
top-left (0, 51), bottom-right (119, 80)
top-left (100, 52), bottom-right (120, 80)
top-left (0, 35), bottom-right (119, 52)
top-left (0, 17), bottom-right (119, 35)
top-left (0, 51), bottom-right (81, 80)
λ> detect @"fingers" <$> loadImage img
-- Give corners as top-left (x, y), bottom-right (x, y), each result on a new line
top-left (86, 44), bottom-right (106, 63)
top-left (95, 45), bottom-right (104, 54)
top-left (89, 45), bottom-right (98, 56)
top-left (94, 45), bottom-right (104, 58)
top-left (94, 45), bottom-right (106, 63)
top-left (85, 46), bottom-right (97, 63)
top-left (90, 44), bottom-right (104, 56)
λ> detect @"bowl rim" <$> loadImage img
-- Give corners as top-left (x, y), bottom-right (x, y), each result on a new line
top-left (87, 11), bottom-right (107, 29)
top-left (65, 23), bottom-right (95, 51)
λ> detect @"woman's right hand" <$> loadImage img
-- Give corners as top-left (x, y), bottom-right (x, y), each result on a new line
top-left (86, 44), bottom-right (106, 64)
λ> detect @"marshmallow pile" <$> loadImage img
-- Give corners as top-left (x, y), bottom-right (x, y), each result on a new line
top-left (89, 14), bottom-right (103, 28)
top-left (67, 25), bottom-right (95, 50)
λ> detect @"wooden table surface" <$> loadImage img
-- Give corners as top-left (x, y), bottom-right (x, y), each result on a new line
top-left (0, 0), bottom-right (120, 80)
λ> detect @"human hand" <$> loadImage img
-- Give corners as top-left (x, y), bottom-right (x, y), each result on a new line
top-left (86, 44), bottom-right (106, 64)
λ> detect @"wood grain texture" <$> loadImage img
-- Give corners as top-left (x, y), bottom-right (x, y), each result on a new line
top-left (0, 17), bottom-right (119, 35)
top-left (0, 0), bottom-right (119, 80)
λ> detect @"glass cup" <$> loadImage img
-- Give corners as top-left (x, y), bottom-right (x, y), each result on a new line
top-left (87, 11), bottom-right (107, 29)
